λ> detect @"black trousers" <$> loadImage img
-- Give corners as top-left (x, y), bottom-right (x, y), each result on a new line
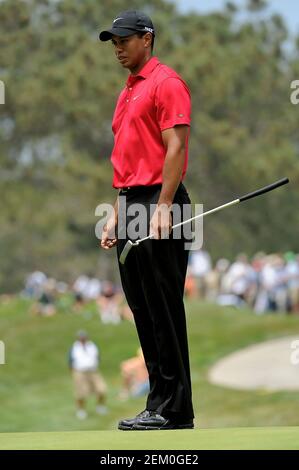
top-left (116, 183), bottom-right (194, 422)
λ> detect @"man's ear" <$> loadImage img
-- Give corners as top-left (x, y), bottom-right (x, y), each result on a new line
top-left (144, 32), bottom-right (153, 48)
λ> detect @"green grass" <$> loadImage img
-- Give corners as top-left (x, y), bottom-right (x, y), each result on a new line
top-left (1, 296), bottom-right (299, 436)
top-left (1, 427), bottom-right (299, 450)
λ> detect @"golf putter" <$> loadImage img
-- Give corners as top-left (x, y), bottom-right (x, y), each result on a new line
top-left (119, 177), bottom-right (289, 265)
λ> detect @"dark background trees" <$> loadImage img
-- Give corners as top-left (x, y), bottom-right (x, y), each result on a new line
top-left (1, 0), bottom-right (298, 292)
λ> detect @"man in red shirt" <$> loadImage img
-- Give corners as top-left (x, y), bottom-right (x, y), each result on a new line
top-left (100, 10), bottom-right (194, 430)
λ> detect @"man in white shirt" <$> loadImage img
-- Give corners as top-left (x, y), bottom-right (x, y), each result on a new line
top-left (189, 249), bottom-right (212, 298)
top-left (69, 330), bottom-right (108, 419)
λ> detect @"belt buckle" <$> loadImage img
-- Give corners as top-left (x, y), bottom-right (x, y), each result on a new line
top-left (121, 186), bottom-right (131, 193)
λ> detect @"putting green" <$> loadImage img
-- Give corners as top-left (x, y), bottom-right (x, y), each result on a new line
top-left (1, 427), bottom-right (299, 450)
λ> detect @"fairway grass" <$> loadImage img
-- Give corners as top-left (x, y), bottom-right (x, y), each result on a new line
top-left (2, 297), bottom-right (299, 433)
top-left (1, 427), bottom-right (299, 450)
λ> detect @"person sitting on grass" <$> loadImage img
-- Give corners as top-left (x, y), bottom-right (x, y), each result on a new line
top-left (118, 348), bottom-right (150, 401)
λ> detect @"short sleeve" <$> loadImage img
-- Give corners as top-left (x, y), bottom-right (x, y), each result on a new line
top-left (155, 77), bottom-right (191, 131)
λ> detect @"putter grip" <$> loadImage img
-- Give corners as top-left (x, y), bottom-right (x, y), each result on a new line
top-left (239, 177), bottom-right (289, 202)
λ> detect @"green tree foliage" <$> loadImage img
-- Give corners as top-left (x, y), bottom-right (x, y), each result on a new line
top-left (0, 0), bottom-right (298, 292)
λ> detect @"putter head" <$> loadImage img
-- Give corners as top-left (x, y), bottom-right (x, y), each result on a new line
top-left (119, 240), bottom-right (135, 265)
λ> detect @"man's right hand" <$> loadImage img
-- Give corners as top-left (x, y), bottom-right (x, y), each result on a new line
top-left (100, 217), bottom-right (118, 250)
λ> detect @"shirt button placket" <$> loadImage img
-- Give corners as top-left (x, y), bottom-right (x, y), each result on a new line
top-left (126, 86), bottom-right (133, 105)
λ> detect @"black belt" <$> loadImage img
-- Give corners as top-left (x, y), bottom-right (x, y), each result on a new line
top-left (119, 184), bottom-right (162, 194)
top-left (119, 182), bottom-right (185, 195)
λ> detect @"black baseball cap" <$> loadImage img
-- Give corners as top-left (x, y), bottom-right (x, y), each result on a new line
top-left (99, 10), bottom-right (155, 42)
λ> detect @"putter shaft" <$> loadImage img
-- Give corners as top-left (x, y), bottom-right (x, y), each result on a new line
top-left (119, 177), bottom-right (289, 264)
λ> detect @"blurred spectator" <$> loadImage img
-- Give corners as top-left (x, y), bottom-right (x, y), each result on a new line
top-left (97, 280), bottom-right (122, 324)
top-left (72, 275), bottom-right (101, 311)
top-left (185, 250), bottom-right (299, 314)
top-left (184, 266), bottom-right (197, 298)
top-left (216, 258), bottom-right (230, 293)
top-left (69, 330), bottom-right (108, 420)
top-left (84, 277), bottom-right (102, 301)
top-left (23, 271), bottom-right (47, 298)
top-left (219, 254), bottom-right (256, 307)
top-left (254, 254), bottom-right (284, 314)
top-left (119, 302), bottom-right (134, 322)
top-left (118, 348), bottom-right (149, 401)
top-left (189, 249), bottom-right (212, 298)
top-left (72, 275), bottom-right (90, 308)
top-left (23, 249), bottom-right (299, 319)
top-left (285, 252), bottom-right (299, 313)
top-left (205, 259), bottom-right (228, 302)
top-left (32, 278), bottom-right (57, 316)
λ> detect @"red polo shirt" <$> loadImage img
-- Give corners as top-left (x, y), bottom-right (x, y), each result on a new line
top-left (110, 56), bottom-right (191, 188)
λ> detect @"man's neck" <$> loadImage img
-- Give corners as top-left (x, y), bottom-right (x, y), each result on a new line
top-left (130, 54), bottom-right (152, 76)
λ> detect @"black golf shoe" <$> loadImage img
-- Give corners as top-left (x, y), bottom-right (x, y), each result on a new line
top-left (133, 411), bottom-right (194, 430)
top-left (118, 409), bottom-right (152, 431)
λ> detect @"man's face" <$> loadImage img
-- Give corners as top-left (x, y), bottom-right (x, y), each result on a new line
top-left (111, 33), bottom-right (151, 70)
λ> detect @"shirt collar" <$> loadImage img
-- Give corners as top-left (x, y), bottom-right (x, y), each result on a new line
top-left (126, 56), bottom-right (160, 86)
